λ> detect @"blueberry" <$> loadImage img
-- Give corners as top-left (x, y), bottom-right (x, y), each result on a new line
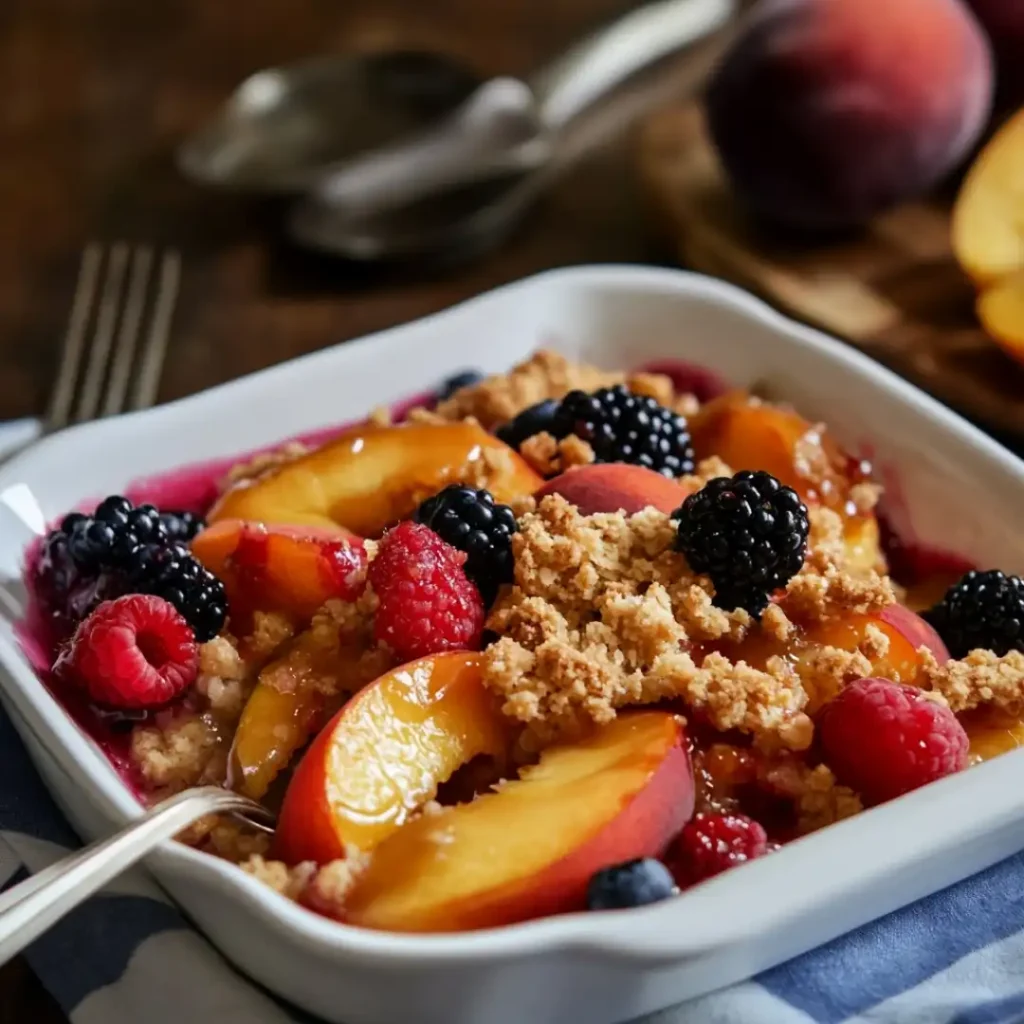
top-left (495, 399), bottom-right (561, 450)
top-left (437, 369), bottom-right (484, 401)
top-left (586, 858), bottom-right (676, 911)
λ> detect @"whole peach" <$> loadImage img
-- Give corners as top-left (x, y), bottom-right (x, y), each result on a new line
top-left (706, 0), bottom-right (994, 230)
top-left (964, 0), bottom-right (1024, 106)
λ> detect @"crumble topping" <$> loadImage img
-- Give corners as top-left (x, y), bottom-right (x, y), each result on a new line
top-left (222, 441), bottom-right (310, 489)
top-left (132, 713), bottom-right (225, 794)
top-left (519, 432), bottom-right (596, 477)
top-left (241, 856), bottom-right (318, 901)
top-left (240, 851), bottom-right (370, 917)
top-left (784, 561), bottom-right (895, 624)
top-left (432, 349), bottom-right (693, 430)
top-left (758, 758), bottom-right (863, 834)
top-left (483, 495), bottom-right (810, 748)
top-left (922, 648), bottom-right (1024, 714)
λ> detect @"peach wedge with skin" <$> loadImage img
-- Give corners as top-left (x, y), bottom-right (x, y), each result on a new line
top-left (536, 463), bottom-right (693, 516)
top-left (208, 422), bottom-right (543, 536)
top-left (191, 520), bottom-right (366, 623)
top-left (343, 711), bottom-right (693, 933)
top-left (953, 110), bottom-right (1024, 288)
top-left (273, 652), bottom-right (513, 864)
top-left (976, 272), bottom-right (1024, 369)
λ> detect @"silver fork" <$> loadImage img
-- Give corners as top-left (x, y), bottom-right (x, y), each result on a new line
top-left (45, 242), bottom-right (181, 430)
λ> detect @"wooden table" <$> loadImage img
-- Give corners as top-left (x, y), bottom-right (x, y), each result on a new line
top-left (0, 0), bottom-right (668, 1019)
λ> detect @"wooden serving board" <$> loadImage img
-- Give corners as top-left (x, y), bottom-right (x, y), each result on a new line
top-left (637, 103), bottom-right (1024, 437)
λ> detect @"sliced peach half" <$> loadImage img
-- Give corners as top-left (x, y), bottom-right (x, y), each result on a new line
top-left (953, 110), bottom-right (1024, 288)
top-left (976, 271), bottom-right (1024, 368)
top-left (688, 393), bottom-right (867, 512)
top-left (343, 711), bottom-right (692, 932)
top-left (273, 652), bottom-right (513, 863)
top-left (208, 422), bottom-right (543, 536)
top-left (192, 520), bottom-right (367, 622)
top-left (230, 629), bottom-right (372, 800)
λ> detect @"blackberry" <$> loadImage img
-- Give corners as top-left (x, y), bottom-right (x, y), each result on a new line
top-left (415, 485), bottom-right (517, 604)
top-left (925, 570), bottom-right (1024, 659)
top-left (437, 369), bottom-right (483, 401)
top-left (159, 510), bottom-right (204, 543)
top-left (129, 542), bottom-right (227, 642)
top-left (551, 385), bottom-right (695, 477)
top-left (586, 858), bottom-right (676, 911)
top-left (495, 399), bottom-right (560, 450)
top-left (675, 470), bottom-right (809, 617)
top-left (34, 496), bottom-right (222, 642)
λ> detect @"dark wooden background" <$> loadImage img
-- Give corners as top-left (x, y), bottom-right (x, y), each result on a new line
top-left (0, 0), bottom-right (676, 1019)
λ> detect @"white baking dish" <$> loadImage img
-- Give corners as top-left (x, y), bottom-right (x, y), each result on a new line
top-left (2, 265), bottom-right (1024, 1024)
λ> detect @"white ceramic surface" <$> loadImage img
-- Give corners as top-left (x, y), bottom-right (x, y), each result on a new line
top-left (2, 265), bottom-right (1024, 1024)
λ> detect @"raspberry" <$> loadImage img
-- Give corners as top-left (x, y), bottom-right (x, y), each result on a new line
top-left (56, 595), bottom-right (199, 709)
top-left (818, 677), bottom-right (969, 805)
top-left (670, 812), bottom-right (768, 887)
top-left (369, 521), bottom-right (485, 662)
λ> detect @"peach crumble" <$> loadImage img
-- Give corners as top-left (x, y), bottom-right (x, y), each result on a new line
top-left (22, 347), bottom-right (1024, 931)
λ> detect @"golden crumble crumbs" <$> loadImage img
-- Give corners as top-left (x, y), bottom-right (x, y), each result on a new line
top-left (519, 432), bottom-right (596, 477)
top-left (240, 611), bottom-right (295, 663)
top-left (483, 495), bottom-right (810, 749)
top-left (258, 591), bottom-right (390, 701)
top-left (805, 507), bottom-right (847, 571)
top-left (758, 758), bottom-right (863, 834)
top-left (797, 630), bottom-right (888, 714)
top-left (131, 713), bottom-right (225, 793)
top-left (222, 441), bottom-right (309, 489)
top-left (922, 648), bottom-right (1024, 714)
top-left (784, 561), bottom-right (895, 624)
top-left (432, 349), bottom-right (690, 431)
top-left (849, 480), bottom-right (882, 515)
top-left (195, 636), bottom-right (250, 719)
top-left (241, 855), bottom-right (318, 901)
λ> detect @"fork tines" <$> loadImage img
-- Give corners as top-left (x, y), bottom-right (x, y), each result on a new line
top-left (46, 243), bottom-right (181, 430)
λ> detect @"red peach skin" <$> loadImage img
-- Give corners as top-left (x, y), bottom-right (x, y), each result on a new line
top-left (191, 520), bottom-right (366, 622)
top-left (343, 712), bottom-right (693, 932)
top-left (536, 463), bottom-right (692, 516)
top-left (274, 652), bottom-right (513, 864)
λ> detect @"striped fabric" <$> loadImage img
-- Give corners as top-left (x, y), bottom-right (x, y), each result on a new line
top-left (3, 707), bottom-right (1024, 1024)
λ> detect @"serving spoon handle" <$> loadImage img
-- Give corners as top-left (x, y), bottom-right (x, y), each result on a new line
top-left (0, 786), bottom-right (272, 966)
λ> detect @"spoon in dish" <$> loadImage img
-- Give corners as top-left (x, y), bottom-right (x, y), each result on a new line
top-left (0, 786), bottom-right (273, 967)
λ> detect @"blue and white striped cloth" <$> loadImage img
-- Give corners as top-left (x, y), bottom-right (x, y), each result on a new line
top-left (4, 423), bottom-right (1024, 1024)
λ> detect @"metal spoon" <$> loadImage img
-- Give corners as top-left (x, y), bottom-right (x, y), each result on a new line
top-left (292, 0), bottom-right (733, 222)
top-left (289, 0), bottom-right (736, 262)
top-left (0, 787), bottom-right (273, 967)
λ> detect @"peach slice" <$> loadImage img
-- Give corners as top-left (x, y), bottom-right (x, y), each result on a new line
top-left (208, 422), bottom-right (543, 536)
top-left (960, 706), bottom-right (1024, 762)
top-left (343, 711), bottom-right (692, 932)
top-left (798, 606), bottom-right (948, 709)
top-left (952, 110), bottom-right (1024, 287)
top-left (688, 392), bottom-right (865, 513)
top-left (274, 652), bottom-right (513, 863)
top-left (536, 463), bottom-right (692, 516)
top-left (192, 520), bottom-right (367, 622)
top-left (230, 629), bottom-right (371, 800)
top-left (976, 271), bottom-right (1024, 368)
